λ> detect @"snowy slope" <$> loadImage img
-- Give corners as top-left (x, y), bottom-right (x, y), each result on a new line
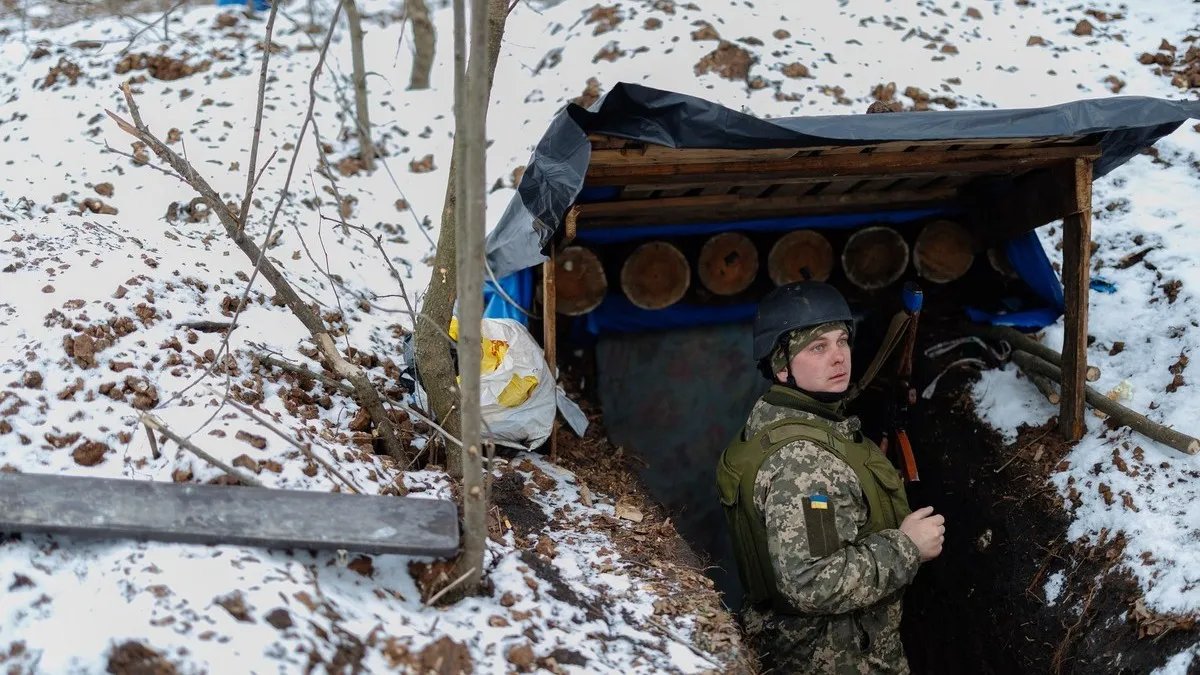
top-left (0, 0), bottom-right (1199, 671)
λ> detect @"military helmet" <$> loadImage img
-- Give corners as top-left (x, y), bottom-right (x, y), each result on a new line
top-left (752, 281), bottom-right (853, 361)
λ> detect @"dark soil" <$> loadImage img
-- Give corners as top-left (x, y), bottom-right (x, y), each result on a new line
top-left (898, 328), bottom-right (1200, 674)
top-left (490, 471), bottom-right (550, 540)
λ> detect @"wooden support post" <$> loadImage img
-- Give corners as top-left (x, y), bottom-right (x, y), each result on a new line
top-left (1059, 158), bottom-right (1093, 441)
top-left (543, 247), bottom-right (559, 461)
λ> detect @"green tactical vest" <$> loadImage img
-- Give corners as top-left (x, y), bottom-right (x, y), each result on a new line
top-left (716, 387), bottom-right (912, 612)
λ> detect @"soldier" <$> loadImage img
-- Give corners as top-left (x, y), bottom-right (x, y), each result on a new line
top-left (717, 281), bottom-right (945, 673)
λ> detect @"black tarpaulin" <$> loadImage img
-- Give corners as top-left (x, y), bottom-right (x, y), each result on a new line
top-left (485, 82), bottom-right (1200, 279)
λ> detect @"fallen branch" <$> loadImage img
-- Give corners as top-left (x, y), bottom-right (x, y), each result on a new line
top-left (141, 413), bottom-right (265, 487)
top-left (1012, 350), bottom-right (1061, 405)
top-left (257, 354), bottom-right (463, 449)
top-left (969, 324), bottom-right (1100, 382)
top-left (1010, 352), bottom-right (1200, 455)
top-left (206, 387), bottom-right (365, 494)
top-left (105, 20), bottom-right (410, 464)
top-left (425, 566), bottom-right (476, 606)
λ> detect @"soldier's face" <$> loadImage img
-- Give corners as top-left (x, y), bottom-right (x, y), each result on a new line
top-left (776, 329), bottom-right (852, 393)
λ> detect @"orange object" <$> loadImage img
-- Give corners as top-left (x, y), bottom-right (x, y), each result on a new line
top-left (896, 430), bottom-right (920, 482)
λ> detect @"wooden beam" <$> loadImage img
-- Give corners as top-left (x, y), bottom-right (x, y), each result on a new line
top-left (574, 187), bottom-right (959, 227)
top-left (971, 163), bottom-right (1080, 245)
top-left (542, 248), bottom-right (559, 461)
top-left (1060, 158), bottom-right (1093, 442)
top-left (584, 145), bottom-right (1102, 186)
top-left (586, 135), bottom-right (1088, 162)
top-left (0, 472), bottom-right (460, 556)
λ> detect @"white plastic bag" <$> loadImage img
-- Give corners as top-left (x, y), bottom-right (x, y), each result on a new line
top-left (453, 317), bottom-right (557, 449)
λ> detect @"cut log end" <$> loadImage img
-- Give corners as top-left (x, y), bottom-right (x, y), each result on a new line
top-left (1188, 440), bottom-right (1200, 455)
top-left (620, 241), bottom-right (691, 310)
top-left (1086, 365), bottom-right (1101, 382)
top-left (555, 246), bottom-right (607, 316)
top-left (768, 229), bottom-right (834, 285)
top-left (913, 220), bottom-right (975, 283)
top-left (698, 232), bottom-right (759, 296)
top-left (842, 226), bottom-right (909, 290)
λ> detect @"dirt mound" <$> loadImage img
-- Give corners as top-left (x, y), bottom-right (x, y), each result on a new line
top-left (115, 53), bottom-right (211, 81)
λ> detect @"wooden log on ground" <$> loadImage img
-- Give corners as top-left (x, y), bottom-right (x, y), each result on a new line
top-left (969, 323), bottom-right (1100, 382)
top-left (555, 245), bottom-right (607, 315)
top-left (767, 229), bottom-right (834, 285)
top-left (1011, 350), bottom-right (1061, 404)
top-left (842, 226), bottom-right (909, 290)
top-left (698, 232), bottom-right (759, 296)
top-left (1011, 350), bottom-right (1199, 455)
top-left (620, 240), bottom-right (691, 310)
top-left (913, 219), bottom-right (975, 283)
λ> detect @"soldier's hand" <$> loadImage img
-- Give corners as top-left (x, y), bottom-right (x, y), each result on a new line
top-left (899, 506), bottom-right (945, 562)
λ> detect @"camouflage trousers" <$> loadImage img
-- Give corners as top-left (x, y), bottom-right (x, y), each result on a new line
top-left (741, 597), bottom-right (909, 674)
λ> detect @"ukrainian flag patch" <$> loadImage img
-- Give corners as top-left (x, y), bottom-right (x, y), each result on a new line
top-left (809, 494), bottom-right (829, 510)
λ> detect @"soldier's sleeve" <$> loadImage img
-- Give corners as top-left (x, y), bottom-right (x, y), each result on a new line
top-left (754, 441), bottom-right (921, 615)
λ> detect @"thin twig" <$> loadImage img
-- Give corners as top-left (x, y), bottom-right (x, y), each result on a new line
top-left (118, 0), bottom-right (187, 55)
top-left (644, 616), bottom-right (721, 671)
top-left (141, 413), bottom-right (265, 487)
top-left (425, 566), bottom-right (477, 606)
top-left (257, 354), bottom-right (463, 449)
top-left (238, 0), bottom-right (283, 228)
top-left (144, 421), bottom-right (160, 460)
top-left (205, 386), bottom-right (366, 494)
top-left (994, 428), bottom-right (1053, 474)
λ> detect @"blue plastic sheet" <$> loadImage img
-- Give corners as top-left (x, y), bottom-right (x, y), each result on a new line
top-left (483, 268), bottom-right (534, 326)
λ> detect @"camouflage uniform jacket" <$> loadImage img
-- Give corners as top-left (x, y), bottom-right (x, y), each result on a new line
top-left (740, 393), bottom-right (922, 674)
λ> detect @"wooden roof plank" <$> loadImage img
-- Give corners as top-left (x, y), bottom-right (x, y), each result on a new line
top-left (574, 187), bottom-right (959, 226)
top-left (584, 144), bottom-right (1102, 187)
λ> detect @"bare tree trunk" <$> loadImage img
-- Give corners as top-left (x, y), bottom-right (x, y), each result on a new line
top-left (407, 0), bottom-right (435, 90)
top-left (412, 0), bottom-right (507, 479)
top-left (344, 0), bottom-right (375, 169)
top-left (454, 0), bottom-right (490, 600)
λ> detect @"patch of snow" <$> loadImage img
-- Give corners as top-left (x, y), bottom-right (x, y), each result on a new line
top-left (1044, 570), bottom-right (1065, 607)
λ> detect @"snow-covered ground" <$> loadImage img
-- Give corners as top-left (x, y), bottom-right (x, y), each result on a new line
top-left (0, 0), bottom-right (1199, 671)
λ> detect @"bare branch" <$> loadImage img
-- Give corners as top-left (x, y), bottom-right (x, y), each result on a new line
top-left (106, 1), bottom-right (412, 464)
top-left (238, 0), bottom-right (283, 228)
top-left (206, 386), bottom-right (366, 495)
top-left (141, 413), bottom-right (265, 487)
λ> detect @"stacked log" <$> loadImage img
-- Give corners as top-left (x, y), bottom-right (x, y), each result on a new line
top-left (767, 230), bottom-right (834, 285)
top-left (620, 241), bottom-right (691, 310)
top-left (913, 220), bottom-right (975, 283)
top-left (842, 226), bottom-right (909, 290)
top-left (698, 232), bottom-right (759, 296)
top-left (554, 246), bottom-right (607, 316)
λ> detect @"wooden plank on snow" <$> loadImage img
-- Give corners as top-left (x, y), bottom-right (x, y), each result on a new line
top-left (0, 473), bottom-right (460, 557)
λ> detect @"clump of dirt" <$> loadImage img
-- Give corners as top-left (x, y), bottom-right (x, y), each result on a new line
top-left (572, 77), bottom-right (604, 108)
top-left (693, 41), bottom-right (755, 82)
top-left (115, 53), bottom-right (211, 81)
top-left (585, 4), bottom-right (623, 35)
top-left (106, 640), bottom-right (176, 674)
top-left (40, 57), bottom-right (82, 89)
top-left (490, 470), bottom-right (549, 540)
top-left (1137, 35), bottom-right (1200, 90)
